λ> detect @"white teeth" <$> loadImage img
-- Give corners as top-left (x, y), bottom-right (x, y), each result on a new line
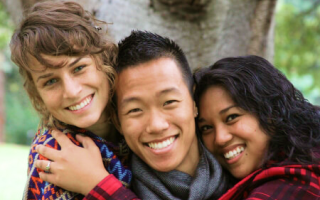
top-left (224, 146), bottom-right (244, 160)
top-left (68, 96), bottom-right (92, 111)
top-left (148, 137), bottom-right (175, 150)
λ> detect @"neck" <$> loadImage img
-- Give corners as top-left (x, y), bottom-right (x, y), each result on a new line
top-left (176, 137), bottom-right (200, 177)
top-left (86, 112), bottom-right (120, 143)
top-left (86, 118), bottom-right (111, 139)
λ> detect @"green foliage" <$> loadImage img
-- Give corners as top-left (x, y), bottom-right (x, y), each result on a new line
top-left (275, 0), bottom-right (320, 105)
top-left (5, 65), bottom-right (39, 145)
top-left (0, 2), bottom-right (14, 50)
top-left (0, 2), bottom-right (39, 145)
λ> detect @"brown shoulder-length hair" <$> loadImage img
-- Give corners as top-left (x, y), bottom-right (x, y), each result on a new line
top-left (10, 1), bottom-right (117, 127)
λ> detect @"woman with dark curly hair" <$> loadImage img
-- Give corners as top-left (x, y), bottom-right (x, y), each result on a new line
top-left (194, 55), bottom-right (320, 200)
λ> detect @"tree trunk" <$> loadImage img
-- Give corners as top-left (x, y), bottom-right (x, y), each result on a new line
top-left (2, 0), bottom-right (277, 69)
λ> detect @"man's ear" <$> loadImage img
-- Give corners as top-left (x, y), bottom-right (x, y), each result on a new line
top-left (193, 101), bottom-right (198, 118)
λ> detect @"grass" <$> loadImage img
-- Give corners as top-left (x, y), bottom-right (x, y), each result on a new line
top-left (0, 143), bottom-right (30, 200)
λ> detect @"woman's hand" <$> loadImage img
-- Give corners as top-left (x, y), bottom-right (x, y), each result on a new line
top-left (35, 129), bottom-right (109, 196)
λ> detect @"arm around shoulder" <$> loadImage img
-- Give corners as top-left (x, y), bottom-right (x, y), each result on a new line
top-left (84, 175), bottom-right (140, 200)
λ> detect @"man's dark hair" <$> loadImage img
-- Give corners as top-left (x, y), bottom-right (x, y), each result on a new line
top-left (116, 30), bottom-right (193, 94)
top-left (194, 55), bottom-right (320, 165)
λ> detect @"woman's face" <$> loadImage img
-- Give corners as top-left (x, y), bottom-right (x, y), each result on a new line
top-left (197, 86), bottom-right (270, 179)
top-left (30, 55), bottom-right (110, 130)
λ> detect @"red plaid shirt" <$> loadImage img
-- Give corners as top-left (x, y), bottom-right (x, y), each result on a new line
top-left (85, 162), bottom-right (320, 200)
top-left (84, 175), bottom-right (139, 200)
top-left (219, 162), bottom-right (320, 200)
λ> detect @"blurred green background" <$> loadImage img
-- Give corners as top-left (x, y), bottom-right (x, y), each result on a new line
top-left (0, 0), bottom-right (319, 199)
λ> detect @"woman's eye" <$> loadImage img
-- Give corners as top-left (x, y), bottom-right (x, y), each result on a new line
top-left (200, 125), bottom-right (212, 133)
top-left (74, 65), bottom-right (86, 73)
top-left (226, 114), bottom-right (239, 122)
top-left (128, 108), bottom-right (142, 114)
top-left (44, 79), bottom-right (57, 86)
top-left (164, 100), bottom-right (177, 106)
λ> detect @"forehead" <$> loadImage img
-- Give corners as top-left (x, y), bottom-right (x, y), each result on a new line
top-left (29, 54), bottom-right (92, 71)
top-left (116, 57), bottom-right (189, 100)
top-left (200, 86), bottom-right (233, 105)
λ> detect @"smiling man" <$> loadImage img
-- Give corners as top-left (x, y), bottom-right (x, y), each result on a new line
top-left (112, 31), bottom-right (228, 199)
top-left (35, 31), bottom-right (229, 200)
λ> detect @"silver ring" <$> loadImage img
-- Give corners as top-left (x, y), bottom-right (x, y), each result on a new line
top-left (45, 161), bottom-right (51, 173)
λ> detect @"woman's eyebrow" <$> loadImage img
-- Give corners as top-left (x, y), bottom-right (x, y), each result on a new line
top-left (36, 73), bottom-right (54, 82)
top-left (68, 57), bottom-right (83, 68)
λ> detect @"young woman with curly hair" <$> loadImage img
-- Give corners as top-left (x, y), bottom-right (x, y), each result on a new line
top-left (10, 1), bottom-right (135, 200)
top-left (194, 55), bottom-right (320, 200)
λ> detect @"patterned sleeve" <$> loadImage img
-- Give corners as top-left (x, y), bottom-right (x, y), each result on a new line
top-left (84, 175), bottom-right (140, 200)
top-left (24, 126), bottom-right (83, 200)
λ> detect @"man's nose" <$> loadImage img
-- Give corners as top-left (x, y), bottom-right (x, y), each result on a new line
top-left (145, 109), bottom-right (169, 134)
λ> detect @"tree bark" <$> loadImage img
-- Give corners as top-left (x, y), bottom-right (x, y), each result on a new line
top-left (2, 0), bottom-right (277, 69)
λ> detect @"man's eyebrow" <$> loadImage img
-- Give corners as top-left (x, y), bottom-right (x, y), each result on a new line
top-left (36, 73), bottom-right (54, 82)
top-left (120, 97), bottom-right (140, 107)
top-left (157, 87), bottom-right (181, 96)
top-left (120, 88), bottom-right (181, 107)
top-left (197, 105), bottom-right (237, 123)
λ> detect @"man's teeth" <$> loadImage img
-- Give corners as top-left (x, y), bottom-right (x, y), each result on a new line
top-left (68, 96), bottom-right (92, 111)
top-left (148, 137), bottom-right (175, 150)
top-left (224, 146), bottom-right (244, 159)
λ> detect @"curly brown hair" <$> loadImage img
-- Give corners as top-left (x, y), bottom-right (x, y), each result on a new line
top-left (10, 1), bottom-right (117, 127)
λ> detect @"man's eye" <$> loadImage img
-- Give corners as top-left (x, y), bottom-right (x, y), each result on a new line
top-left (163, 100), bottom-right (177, 106)
top-left (226, 114), bottom-right (239, 122)
top-left (74, 65), bottom-right (86, 73)
top-left (44, 79), bottom-right (57, 86)
top-left (128, 108), bottom-right (142, 114)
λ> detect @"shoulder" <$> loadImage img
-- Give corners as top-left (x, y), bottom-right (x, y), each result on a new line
top-left (247, 166), bottom-right (320, 199)
top-left (219, 164), bottom-right (320, 200)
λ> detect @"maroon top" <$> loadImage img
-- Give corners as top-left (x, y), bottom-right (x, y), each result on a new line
top-left (84, 175), bottom-right (138, 200)
top-left (218, 161), bottom-right (320, 200)
top-left (85, 161), bottom-right (320, 200)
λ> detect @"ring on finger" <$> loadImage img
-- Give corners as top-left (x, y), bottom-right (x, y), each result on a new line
top-left (45, 161), bottom-right (51, 173)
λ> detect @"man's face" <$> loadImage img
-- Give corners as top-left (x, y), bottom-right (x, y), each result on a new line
top-left (116, 57), bottom-right (199, 174)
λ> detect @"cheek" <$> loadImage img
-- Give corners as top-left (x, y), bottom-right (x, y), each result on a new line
top-left (120, 118), bottom-right (143, 138)
top-left (39, 94), bottom-right (56, 111)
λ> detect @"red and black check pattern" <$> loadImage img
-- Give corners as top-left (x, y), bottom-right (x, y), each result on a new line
top-left (219, 161), bottom-right (320, 200)
top-left (84, 175), bottom-right (138, 200)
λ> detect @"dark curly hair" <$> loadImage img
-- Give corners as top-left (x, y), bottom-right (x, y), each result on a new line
top-left (194, 55), bottom-right (320, 164)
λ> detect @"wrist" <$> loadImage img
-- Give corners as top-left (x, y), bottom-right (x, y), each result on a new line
top-left (81, 170), bottom-right (110, 195)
